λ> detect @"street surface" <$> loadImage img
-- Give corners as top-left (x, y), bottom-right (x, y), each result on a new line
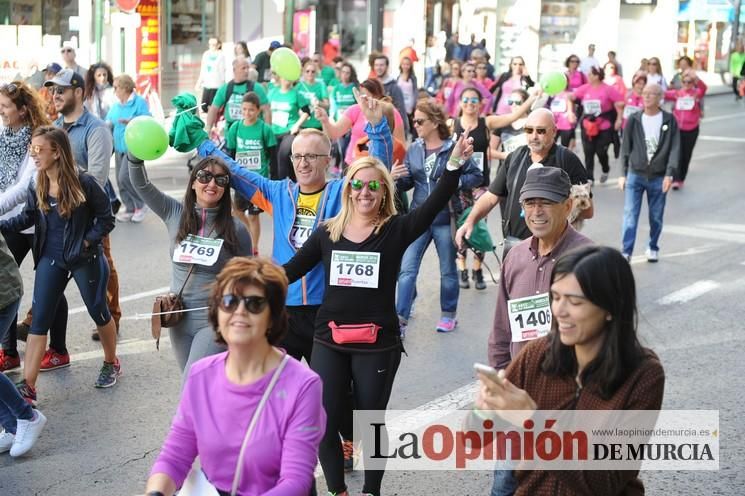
top-left (1, 95), bottom-right (744, 495)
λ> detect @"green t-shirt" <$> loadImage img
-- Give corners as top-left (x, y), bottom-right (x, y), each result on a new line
top-left (268, 87), bottom-right (309, 136)
top-left (226, 119), bottom-right (277, 178)
top-left (321, 65), bottom-right (338, 87)
top-left (212, 81), bottom-right (269, 126)
top-left (731, 51), bottom-right (745, 77)
top-left (296, 80), bottom-right (328, 129)
top-left (331, 83), bottom-right (357, 120)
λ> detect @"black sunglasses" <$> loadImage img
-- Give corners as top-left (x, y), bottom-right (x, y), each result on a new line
top-left (1, 83), bottom-right (18, 95)
top-left (195, 170), bottom-right (229, 187)
top-left (413, 118), bottom-right (428, 126)
top-left (523, 126), bottom-right (548, 135)
top-left (50, 86), bottom-right (71, 96)
top-left (219, 294), bottom-right (269, 314)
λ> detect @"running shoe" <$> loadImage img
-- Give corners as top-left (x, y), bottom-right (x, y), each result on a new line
top-left (10, 410), bottom-right (47, 457)
top-left (599, 172), bottom-right (609, 184)
top-left (672, 180), bottom-right (683, 190)
top-left (95, 358), bottom-right (121, 388)
top-left (39, 349), bottom-right (70, 371)
top-left (131, 207), bottom-right (147, 223)
top-left (0, 350), bottom-right (21, 372)
top-left (645, 248), bottom-right (659, 263)
top-left (16, 380), bottom-right (37, 407)
top-left (436, 317), bottom-right (457, 333)
top-left (472, 269), bottom-right (486, 290)
top-left (116, 211), bottom-right (134, 222)
top-left (0, 431), bottom-right (14, 453)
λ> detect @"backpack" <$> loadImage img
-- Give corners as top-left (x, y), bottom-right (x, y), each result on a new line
top-left (216, 80), bottom-right (255, 123)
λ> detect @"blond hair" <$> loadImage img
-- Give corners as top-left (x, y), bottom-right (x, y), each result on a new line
top-left (114, 74), bottom-right (136, 94)
top-left (325, 157), bottom-right (397, 242)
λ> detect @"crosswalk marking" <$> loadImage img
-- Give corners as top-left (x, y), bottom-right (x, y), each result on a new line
top-left (657, 280), bottom-right (720, 305)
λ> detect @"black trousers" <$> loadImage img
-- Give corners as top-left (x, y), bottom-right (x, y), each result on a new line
top-left (311, 343), bottom-right (401, 496)
top-left (581, 127), bottom-right (614, 181)
top-left (271, 133), bottom-right (297, 181)
top-left (677, 127), bottom-right (699, 182)
top-left (1, 231), bottom-right (68, 354)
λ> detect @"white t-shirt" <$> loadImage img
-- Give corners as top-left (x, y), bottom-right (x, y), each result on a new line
top-left (580, 56), bottom-right (600, 75)
top-left (641, 111), bottom-right (663, 162)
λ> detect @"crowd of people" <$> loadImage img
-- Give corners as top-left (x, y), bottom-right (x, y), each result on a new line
top-left (0, 33), bottom-right (732, 495)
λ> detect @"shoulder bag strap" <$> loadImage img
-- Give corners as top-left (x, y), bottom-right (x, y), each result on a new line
top-left (230, 353), bottom-right (290, 495)
top-left (503, 146), bottom-right (531, 236)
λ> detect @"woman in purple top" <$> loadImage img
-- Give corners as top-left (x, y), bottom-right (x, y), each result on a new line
top-left (146, 258), bottom-right (325, 496)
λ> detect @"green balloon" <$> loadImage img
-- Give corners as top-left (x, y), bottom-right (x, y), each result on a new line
top-left (270, 47), bottom-right (302, 82)
top-left (540, 71), bottom-right (568, 96)
top-left (125, 116), bottom-right (169, 161)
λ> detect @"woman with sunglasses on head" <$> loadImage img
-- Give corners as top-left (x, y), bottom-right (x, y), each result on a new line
top-left (491, 56), bottom-right (535, 115)
top-left (146, 257), bottom-right (325, 496)
top-left (283, 132), bottom-right (474, 496)
top-left (395, 100), bottom-right (482, 335)
top-left (83, 62), bottom-right (116, 121)
top-left (567, 66), bottom-right (625, 184)
top-left (476, 246), bottom-right (665, 495)
top-left (128, 154), bottom-right (252, 374)
top-left (0, 81), bottom-right (61, 373)
top-left (663, 69), bottom-right (707, 190)
top-left (645, 57), bottom-right (667, 91)
top-left (1, 126), bottom-right (119, 399)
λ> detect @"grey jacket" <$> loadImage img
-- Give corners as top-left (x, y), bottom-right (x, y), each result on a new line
top-left (621, 109), bottom-right (680, 178)
top-left (129, 160), bottom-right (252, 309)
top-left (0, 234), bottom-right (22, 311)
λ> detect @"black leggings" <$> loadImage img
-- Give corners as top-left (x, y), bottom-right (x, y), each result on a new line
top-left (1, 231), bottom-right (68, 355)
top-left (311, 343), bottom-right (401, 496)
top-left (677, 127), bottom-right (699, 182)
top-left (581, 127), bottom-right (614, 181)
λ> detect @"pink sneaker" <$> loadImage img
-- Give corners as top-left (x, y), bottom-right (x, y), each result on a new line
top-left (436, 317), bottom-right (457, 333)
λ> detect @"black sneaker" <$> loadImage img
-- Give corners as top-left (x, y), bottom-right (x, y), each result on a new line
top-left (16, 380), bottom-right (37, 407)
top-left (459, 269), bottom-right (470, 289)
top-left (94, 359), bottom-right (121, 388)
top-left (16, 322), bottom-right (30, 342)
top-left (472, 269), bottom-right (487, 290)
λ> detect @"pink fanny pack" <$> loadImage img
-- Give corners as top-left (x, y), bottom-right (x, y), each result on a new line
top-left (328, 321), bottom-right (381, 344)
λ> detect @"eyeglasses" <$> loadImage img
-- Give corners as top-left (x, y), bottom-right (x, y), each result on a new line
top-left (61, 48), bottom-right (73, 53)
top-left (291, 153), bottom-right (328, 163)
top-left (507, 99), bottom-right (524, 105)
top-left (522, 199), bottom-right (558, 209)
top-left (412, 118), bottom-right (429, 126)
top-left (350, 178), bottom-right (381, 191)
top-left (523, 126), bottom-right (549, 135)
top-left (50, 86), bottom-right (70, 96)
top-left (304, 69), bottom-right (316, 74)
top-left (461, 97), bottom-right (480, 104)
top-left (219, 294), bottom-right (269, 314)
top-left (195, 170), bottom-right (229, 187)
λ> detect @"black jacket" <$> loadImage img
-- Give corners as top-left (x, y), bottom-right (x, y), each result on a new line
top-left (0, 172), bottom-right (114, 269)
top-left (489, 73), bottom-right (535, 111)
top-left (621, 110), bottom-right (680, 178)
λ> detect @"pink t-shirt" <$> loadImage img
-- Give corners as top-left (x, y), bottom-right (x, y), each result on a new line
top-left (566, 70), bottom-right (587, 91)
top-left (622, 92), bottom-right (644, 129)
top-left (344, 104), bottom-right (404, 164)
top-left (495, 77), bottom-right (519, 115)
top-left (664, 79), bottom-right (707, 131)
top-left (549, 91), bottom-right (574, 131)
top-left (446, 79), bottom-right (492, 118)
top-left (573, 83), bottom-right (623, 130)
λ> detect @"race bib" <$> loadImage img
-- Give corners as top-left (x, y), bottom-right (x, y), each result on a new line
top-left (472, 152), bottom-right (484, 172)
top-left (550, 98), bottom-right (567, 113)
top-left (502, 134), bottom-right (527, 155)
top-left (273, 110), bottom-right (289, 128)
top-left (330, 251), bottom-right (380, 289)
top-left (508, 292), bottom-right (551, 343)
top-left (291, 214), bottom-right (315, 248)
top-left (676, 96), bottom-right (695, 111)
top-left (227, 95), bottom-right (242, 120)
top-left (623, 105), bottom-right (641, 119)
top-left (173, 234), bottom-right (224, 266)
top-left (236, 150), bottom-right (262, 170)
top-left (582, 99), bottom-right (602, 115)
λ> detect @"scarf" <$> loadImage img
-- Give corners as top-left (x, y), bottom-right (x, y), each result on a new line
top-left (0, 125), bottom-right (31, 192)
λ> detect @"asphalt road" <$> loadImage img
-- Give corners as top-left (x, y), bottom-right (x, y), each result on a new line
top-left (1, 95), bottom-right (744, 495)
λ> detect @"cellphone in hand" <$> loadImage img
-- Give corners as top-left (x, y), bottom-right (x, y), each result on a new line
top-left (473, 362), bottom-right (505, 383)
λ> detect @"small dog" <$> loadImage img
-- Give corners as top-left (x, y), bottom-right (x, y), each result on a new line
top-left (568, 183), bottom-right (592, 231)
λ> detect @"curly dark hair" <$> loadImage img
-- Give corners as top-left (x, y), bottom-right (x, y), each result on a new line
top-left (208, 257), bottom-right (289, 346)
top-left (84, 62), bottom-right (114, 101)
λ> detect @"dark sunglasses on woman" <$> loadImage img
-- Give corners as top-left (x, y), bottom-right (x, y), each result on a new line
top-left (195, 170), bottom-right (230, 187)
top-left (219, 294), bottom-right (269, 314)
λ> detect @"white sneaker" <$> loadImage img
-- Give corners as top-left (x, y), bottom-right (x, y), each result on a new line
top-left (645, 248), bottom-right (659, 263)
top-left (116, 211), bottom-right (133, 222)
top-left (0, 430), bottom-right (14, 453)
top-left (131, 208), bottom-right (146, 223)
top-left (10, 410), bottom-right (47, 457)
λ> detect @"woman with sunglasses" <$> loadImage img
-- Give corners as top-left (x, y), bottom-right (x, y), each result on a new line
top-left (491, 56), bottom-right (535, 115)
top-left (283, 134), bottom-right (474, 496)
top-left (0, 81), bottom-right (60, 373)
top-left (645, 57), bottom-right (667, 91)
top-left (146, 257), bottom-right (325, 496)
top-left (395, 100), bottom-right (482, 335)
top-left (442, 61), bottom-right (492, 118)
top-left (1, 126), bottom-right (119, 398)
top-left (129, 153), bottom-right (252, 374)
top-left (476, 246), bottom-right (664, 495)
top-left (663, 69), bottom-right (707, 190)
top-left (567, 66), bottom-right (625, 184)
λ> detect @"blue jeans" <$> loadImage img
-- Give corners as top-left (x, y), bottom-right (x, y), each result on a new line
top-left (396, 222), bottom-right (459, 321)
top-left (621, 172), bottom-right (667, 255)
top-left (491, 468), bottom-right (517, 496)
top-left (0, 299), bottom-right (33, 435)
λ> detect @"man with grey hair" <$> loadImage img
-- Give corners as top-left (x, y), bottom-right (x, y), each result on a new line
top-left (619, 83), bottom-right (679, 262)
top-left (456, 108), bottom-right (591, 254)
top-left (205, 56), bottom-right (271, 132)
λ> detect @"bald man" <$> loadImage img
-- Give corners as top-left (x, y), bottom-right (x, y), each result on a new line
top-left (456, 108), bottom-right (592, 254)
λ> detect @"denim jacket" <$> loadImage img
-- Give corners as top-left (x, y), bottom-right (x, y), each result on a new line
top-left (54, 109), bottom-right (113, 188)
top-left (396, 138), bottom-right (483, 225)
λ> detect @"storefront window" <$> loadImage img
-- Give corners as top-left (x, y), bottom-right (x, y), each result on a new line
top-left (339, 0), bottom-right (368, 72)
top-left (538, 0), bottom-right (581, 76)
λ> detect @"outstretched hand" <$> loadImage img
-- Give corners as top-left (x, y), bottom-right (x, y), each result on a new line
top-left (353, 87), bottom-right (385, 126)
top-left (451, 127), bottom-right (475, 164)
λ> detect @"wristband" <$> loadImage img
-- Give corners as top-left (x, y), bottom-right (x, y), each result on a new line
top-left (448, 157), bottom-right (465, 167)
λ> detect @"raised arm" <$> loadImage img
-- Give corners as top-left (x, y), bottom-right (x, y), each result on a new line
top-left (282, 226), bottom-right (325, 284)
top-left (485, 88), bottom-right (543, 130)
top-left (128, 153), bottom-right (184, 223)
top-left (315, 106), bottom-right (352, 140)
